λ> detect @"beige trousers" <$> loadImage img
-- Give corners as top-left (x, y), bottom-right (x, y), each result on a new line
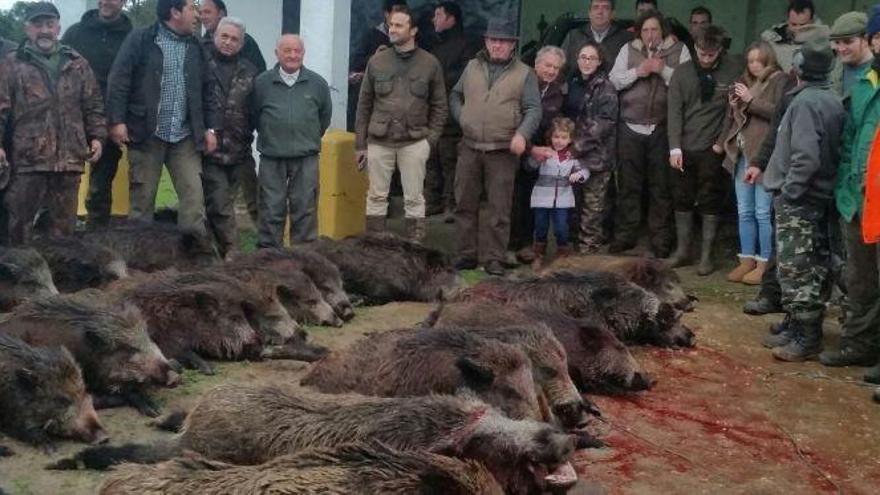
top-left (366, 139), bottom-right (430, 218)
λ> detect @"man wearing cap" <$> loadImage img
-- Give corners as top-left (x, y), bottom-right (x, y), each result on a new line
top-left (355, 6), bottom-right (447, 242)
top-left (107, 0), bottom-right (218, 259)
top-left (761, 34), bottom-right (846, 362)
top-left (0, 2), bottom-right (106, 244)
top-left (829, 11), bottom-right (874, 99)
top-left (560, 0), bottom-right (633, 77)
top-left (61, 0), bottom-right (132, 229)
top-left (449, 18), bottom-right (542, 276)
top-left (821, 6), bottom-right (880, 376)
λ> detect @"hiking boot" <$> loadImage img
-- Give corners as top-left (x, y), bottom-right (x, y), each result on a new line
top-left (762, 315), bottom-right (794, 348)
top-left (743, 296), bottom-right (784, 315)
top-left (818, 346), bottom-right (879, 368)
top-left (453, 257), bottom-right (478, 271)
top-left (665, 211), bottom-right (694, 268)
top-left (772, 316), bottom-right (823, 362)
top-left (696, 215), bottom-right (719, 276)
top-left (516, 246), bottom-right (537, 264)
top-left (405, 218), bottom-right (426, 243)
top-left (531, 242), bottom-right (547, 271)
top-left (741, 260), bottom-right (768, 285)
top-left (484, 259), bottom-right (505, 276)
top-left (366, 215), bottom-right (386, 233)
top-left (727, 257), bottom-right (757, 283)
top-left (863, 363), bottom-right (880, 385)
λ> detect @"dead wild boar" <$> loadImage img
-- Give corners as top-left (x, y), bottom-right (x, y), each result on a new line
top-left (425, 302), bottom-right (654, 394)
top-left (453, 271), bottom-right (695, 348)
top-left (28, 236), bottom-right (128, 292)
top-left (302, 327), bottom-right (542, 421)
top-left (417, 312), bottom-right (595, 429)
top-left (239, 247), bottom-right (355, 321)
top-left (0, 247), bottom-right (58, 311)
top-left (98, 443), bottom-right (505, 495)
top-left (308, 233), bottom-right (458, 304)
top-left (0, 292), bottom-right (179, 417)
top-left (77, 221), bottom-right (217, 272)
top-left (214, 260), bottom-right (343, 327)
top-left (0, 333), bottom-right (107, 448)
top-left (58, 386), bottom-right (577, 494)
top-left (543, 255), bottom-right (694, 311)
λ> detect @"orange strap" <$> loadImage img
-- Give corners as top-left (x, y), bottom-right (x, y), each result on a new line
top-left (863, 125), bottom-right (880, 244)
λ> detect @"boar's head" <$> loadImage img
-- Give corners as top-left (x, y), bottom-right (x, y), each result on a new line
top-left (454, 342), bottom-right (542, 422)
top-left (0, 248), bottom-right (59, 310)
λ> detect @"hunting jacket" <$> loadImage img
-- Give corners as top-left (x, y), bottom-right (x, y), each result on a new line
top-left (0, 44), bottom-right (106, 174)
top-left (205, 50), bottom-right (258, 166)
top-left (565, 70), bottom-right (619, 172)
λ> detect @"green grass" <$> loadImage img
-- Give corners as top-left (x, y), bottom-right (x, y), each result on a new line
top-left (458, 269), bottom-right (487, 286)
top-left (155, 168), bottom-right (178, 209)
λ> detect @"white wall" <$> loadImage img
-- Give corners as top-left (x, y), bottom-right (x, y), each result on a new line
top-left (224, 0), bottom-right (283, 72)
top-left (300, 0), bottom-right (351, 131)
top-left (56, 0), bottom-right (92, 37)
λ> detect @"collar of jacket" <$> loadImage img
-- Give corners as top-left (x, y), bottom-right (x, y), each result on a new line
top-left (15, 41), bottom-right (76, 64)
top-left (579, 20), bottom-right (625, 39)
top-left (80, 8), bottom-right (132, 33)
top-left (476, 49), bottom-right (515, 69)
top-left (790, 79), bottom-right (832, 96)
top-left (269, 65), bottom-right (312, 85)
top-left (631, 35), bottom-right (678, 54)
top-left (860, 68), bottom-right (880, 89)
top-left (435, 24), bottom-right (464, 43)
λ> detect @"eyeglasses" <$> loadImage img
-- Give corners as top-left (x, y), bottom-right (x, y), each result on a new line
top-left (578, 55), bottom-right (601, 62)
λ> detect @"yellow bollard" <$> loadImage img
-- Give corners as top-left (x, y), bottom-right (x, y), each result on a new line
top-left (77, 149), bottom-right (132, 216)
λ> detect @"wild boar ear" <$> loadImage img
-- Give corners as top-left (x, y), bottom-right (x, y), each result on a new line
top-left (84, 330), bottom-right (110, 351)
top-left (16, 368), bottom-right (38, 391)
top-left (456, 357), bottom-right (495, 390)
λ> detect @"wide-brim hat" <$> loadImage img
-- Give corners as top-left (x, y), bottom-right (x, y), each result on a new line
top-left (484, 18), bottom-right (519, 40)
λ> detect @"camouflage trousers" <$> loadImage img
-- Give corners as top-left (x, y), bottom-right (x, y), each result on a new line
top-left (577, 170), bottom-right (612, 253)
top-left (774, 196), bottom-right (833, 319)
top-left (5, 172), bottom-right (80, 245)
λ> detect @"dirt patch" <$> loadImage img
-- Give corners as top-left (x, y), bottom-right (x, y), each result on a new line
top-left (1, 267), bottom-right (878, 494)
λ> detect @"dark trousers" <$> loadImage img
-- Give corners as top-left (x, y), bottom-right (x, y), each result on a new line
top-left (671, 148), bottom-right (728, 215)
top-left (85, 141), bottom-right (122, 227)
top-left (509, 165), bottom-right (538, 252)
top-left (257, 154), bottom-right (319, 248)
top-left (614, 124), bottom-right (673, 251)
top-left (235, 154), bottom-right (259, 226)
top-left (0, 191), bottom-right (7, 246)
top-left (203, 161), bottom-right (241, 257)
top-left (534, 207), bottom-right (570, 246)
top-left (5, 172), bottom-right (80, 245)
top-left (425, 135), bottom-right (459, 213)
top-left (840, 216), bottom-right (880, 350)
top-left (454, 145), bottom-right (517, 263)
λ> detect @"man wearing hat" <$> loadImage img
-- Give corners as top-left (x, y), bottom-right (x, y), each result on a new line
top-left (449, 18), bottom-right (542, 276)
top-left (0, 2), bottom-right (106, 245)
top-left (355, 5), bottom-right (447, 242)
top-left (822, 5), bottom-right (880, 380)
top-left (761, 34), bottom-right (846, 362)
top-left (829, 11), bottom-right (874, 99)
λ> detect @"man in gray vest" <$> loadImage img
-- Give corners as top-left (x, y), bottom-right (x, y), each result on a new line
top-left (449, 19), bottom-right (541, 276)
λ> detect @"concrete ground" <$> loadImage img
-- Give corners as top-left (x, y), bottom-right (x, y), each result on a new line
top-left (1, 213), bottom-right (878, 494)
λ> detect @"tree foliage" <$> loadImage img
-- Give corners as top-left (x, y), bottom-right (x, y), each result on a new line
top-left (126, 0), bottom-right (158, 28)
top-left (0, 2), bottom-right (30, 44)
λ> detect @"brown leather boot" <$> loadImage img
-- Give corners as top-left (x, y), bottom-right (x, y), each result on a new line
top-left (741, 260), bottom-right (767, 285)
top-left (531, 242), bottom-right (547, 271)
top-left (727, 257), bottom-right (757, 282)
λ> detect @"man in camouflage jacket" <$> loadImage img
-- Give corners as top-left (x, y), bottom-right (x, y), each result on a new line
top-left (202, 17), bottom-right (258, 259)
top-left (0, 3), bottom-right (106, 245)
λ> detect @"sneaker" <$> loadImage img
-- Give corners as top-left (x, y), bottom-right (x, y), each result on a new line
top-left (484, 260), bottom-right (505, 276)
top-left (453, 257), bottom-right (478, 271)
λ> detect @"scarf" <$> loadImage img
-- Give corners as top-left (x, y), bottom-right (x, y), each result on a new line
top-left (695, 57), bottom-right (721, 103)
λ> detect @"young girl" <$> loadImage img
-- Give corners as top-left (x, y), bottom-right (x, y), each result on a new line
top-left (527, 117), bottom-right (589, 269)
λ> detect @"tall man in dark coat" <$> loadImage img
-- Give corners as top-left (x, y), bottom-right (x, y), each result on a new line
top-left (62, 0), bottom-right (132, 229)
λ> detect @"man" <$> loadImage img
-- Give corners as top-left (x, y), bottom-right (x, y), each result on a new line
top-left (666, 25), bottom-right (742, 275)
top-left (761, 35), bottom-right (845, 362)
top-left (635, 0), bottom-right (657, 16)
top-left (689, 6), bottom-right (712, 39)
top-left (252, 35), bottom-right (331, 248)
top-left (560, 0), bottom-right (633, 76)
top-left (61, 0), bottom-right (132, 229)
top-left (199, 0), bottom-right (266, 229)
top-left (356, 7), bottom-right (447, 242)
top-left (0, 35), bottom-right (18, 246)
top-left (107, 0), bottom-right (218, 257)
top-left (348, 0), bottom-right (408, 130)
top-left (829, 11), bottom-right (874, 99)
top-left (201, 17), bottom-right (258, 260)
top-left (425, 1), bottom-right (478, 221)
top-left (609, 10), bottom-right (689, 257)
top-left (820, 9), bottom-right (880, 372)
top-left (449, 19), bottom-right (542, 276)
top-left (510, 45), bottom-right (566, 264)
top-left (761, 0), bottom-right (829, 73)
top-left (0, 2), bottom-right (106, 244)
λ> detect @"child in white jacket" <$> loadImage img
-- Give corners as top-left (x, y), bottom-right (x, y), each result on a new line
top-left (526, 117), bottom-right (589, 269)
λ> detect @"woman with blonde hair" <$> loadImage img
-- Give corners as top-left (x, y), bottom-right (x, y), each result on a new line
top-left (715, 41), bottom-right (792, 284)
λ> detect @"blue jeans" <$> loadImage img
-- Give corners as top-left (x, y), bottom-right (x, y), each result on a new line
top-left (534, 208), bottom-right (570, 246)
top-left (734, 154), bottom-right (773, 261)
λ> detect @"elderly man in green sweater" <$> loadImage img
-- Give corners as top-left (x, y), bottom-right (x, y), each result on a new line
top-left (666, 25), bottom-right (742, 275)
top-left (252, 35), bottom-right (332, 248)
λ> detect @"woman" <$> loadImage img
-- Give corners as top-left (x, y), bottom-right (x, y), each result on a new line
top-left (562, 41), bottom-right (619, 254)
top-left (714, 41), bottom-right (790, 284)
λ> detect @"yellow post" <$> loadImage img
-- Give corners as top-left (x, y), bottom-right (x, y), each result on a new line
top-left (77, 149), bottom-right (131, 216)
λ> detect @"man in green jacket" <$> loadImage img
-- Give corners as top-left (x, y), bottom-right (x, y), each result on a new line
top-left (252, 35), bottom-right (331, 247)
top-left (821, 9), bottom-right (880, 386)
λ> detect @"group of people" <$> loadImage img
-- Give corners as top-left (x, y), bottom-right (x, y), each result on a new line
top-left (0, 0), bottom-right (331, 260)
top-left (0, 0), bottom-right (878, 399)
